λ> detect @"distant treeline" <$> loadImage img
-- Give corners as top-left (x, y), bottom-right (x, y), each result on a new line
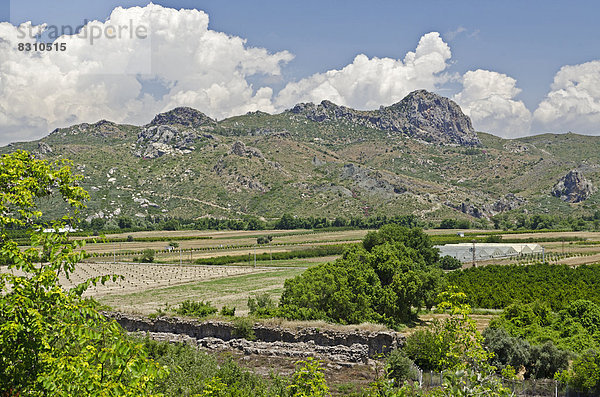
top-left (10, 213), bottom-right (423, 237)
top-left (193, 245), bottom-right (347, 266)
top-left (7, 210), bottom-right (600, 240)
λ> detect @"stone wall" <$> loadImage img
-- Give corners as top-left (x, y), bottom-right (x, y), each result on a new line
top-left (106, 312), bottom-right (404, 358)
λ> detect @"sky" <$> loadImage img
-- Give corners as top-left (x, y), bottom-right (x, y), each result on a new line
top-left (0, 0), bottom-right (599, 145)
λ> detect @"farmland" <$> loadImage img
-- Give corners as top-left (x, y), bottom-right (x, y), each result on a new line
top-left (8, 228), bottom-right (600, 318)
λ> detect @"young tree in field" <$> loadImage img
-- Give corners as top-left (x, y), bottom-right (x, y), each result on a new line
top-left (0, 151), bottom-right (165, 396)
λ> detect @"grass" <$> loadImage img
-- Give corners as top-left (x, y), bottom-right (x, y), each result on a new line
top-left (97, 267), bottom-right (306, 316)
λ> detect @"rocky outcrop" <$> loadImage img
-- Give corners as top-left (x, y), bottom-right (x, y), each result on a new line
top-left (37, 142), bottom-right (53, 154)
top-left (133, 108), bottom-right (217, 158)
top-left (148, 107), bottom-right (216, 129)
top-left (342, 163), bottom-right (406, 197)
top-left (312, 156), bottom-right (326, 167)
top-left (230, 141), bottom-right (264, 159)
top-left (491, 193), bottom-right (526, 213)
top-left (105, 312), bottom-right (404, 361)
top-left (290, 90), bottom-right (480, 146)
top-left (552, 170), bottom-right (596, 203)
top-left (445, 194), bottom-right (527, 219)
top-left (49, 119), bottom-right (127, 139)
top-left (133, 125), bottom-right (198, 158)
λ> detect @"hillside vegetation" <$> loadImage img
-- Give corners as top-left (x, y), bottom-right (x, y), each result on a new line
top-left (2, 90), bottom-right (599, 227)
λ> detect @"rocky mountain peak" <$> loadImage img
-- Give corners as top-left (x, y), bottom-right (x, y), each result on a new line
top-left (552, 169), bottom-right (596, 203)
top-left (148, 107), bottom-right (216, 129)
top-left (381, 90), bottom-right (480, 146)
top-left (134, 107), bottom-right (217, 158)
top-left (288, 90), bottom-right (480, 146)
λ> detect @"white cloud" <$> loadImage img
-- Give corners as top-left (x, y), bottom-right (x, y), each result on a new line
top-left (0, 4), bottom-right (293, 145)
top-left (534, 61), bottom-right (600, 134)
top-left (453, 69), bottom-right (532, 137)
top-left (274, 32), bottom-right (452, 110)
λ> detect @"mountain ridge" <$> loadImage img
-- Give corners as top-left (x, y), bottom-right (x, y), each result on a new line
top-left (2, 90), bottom-right (599, 225)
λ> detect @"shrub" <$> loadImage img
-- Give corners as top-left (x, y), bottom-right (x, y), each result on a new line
top-left (438, 255), bottom-right (462, 270)
top-left (403, 329), bottom-right (450, 371)
top-left (288, 358), bottom-right (329, 397)
top-left (527, 341), bottom-right (569, 379)
top-left (248, 293), bottom-right (277, 317)
top-left (126, 234), bottom-right (134, 242)
top-left (140, 248), bottom-right (155, 263)
top-left (386, 349), bottom-right (418, 384)
top-left (220, 306), bottom-right (236, 317)
top-left (257, 235), bottom-right (273, 245)
top-left (176, 300), bottom-right (218, 318)
top-left (557, 349), bottom-right (600, 393)
top-left (483, 328), bottom-right (531, 373)
top-left (232, 317), bottom-right (255, 340)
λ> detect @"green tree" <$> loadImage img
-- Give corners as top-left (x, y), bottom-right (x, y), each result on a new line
top-left (557, 349), bottom-right (600, 393)
top-left (118, 216), bottom-right (133, 229)
top-left (287, 358), bottom-right (329, 397)
top-left (0, 151), bottom-right (164, 396)
top-left (141, 248), bottom-right (156, 263)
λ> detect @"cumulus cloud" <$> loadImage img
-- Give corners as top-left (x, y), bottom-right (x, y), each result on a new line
top-left (274, 32), bottom-right (453, 110)
top-left (0, 4), bottom-right (293, 145)
top-left (453, 69), bottom-right (532, 137)
top-left (534, 61), bottom-right (600, 134)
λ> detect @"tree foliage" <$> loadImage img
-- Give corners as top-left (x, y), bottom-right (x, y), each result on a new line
top-left (278, 225), bottom-right (446, 328)
top-left (0, 151), bottom-right (164, 396)
top-left (489, 299), bottom-right (600, 354)
top-left (449, 263), bottom-right (600, 310)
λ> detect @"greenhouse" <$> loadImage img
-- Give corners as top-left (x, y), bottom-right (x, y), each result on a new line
top-left (436, 243), bottom-right (543, 262)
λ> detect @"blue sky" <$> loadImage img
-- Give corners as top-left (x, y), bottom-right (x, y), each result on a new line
top-left (1, 0), bottom-right (599, 143)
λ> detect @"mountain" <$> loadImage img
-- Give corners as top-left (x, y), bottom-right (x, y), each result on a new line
top-left (2, 90), bottom-right (599, 224)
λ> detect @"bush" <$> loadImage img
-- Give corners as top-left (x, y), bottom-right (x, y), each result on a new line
top-left (248, 293), bottom-right (278, 317)
top-left (220, 306), bottom-right (235, 317)
top-left (143, 338), bottom-right (289, 396)
top-left (483, 328), bottom-right (531, 373)
top-left (386, 350), bottom-right (418, 384)
top-left (557, 349), bottom-right (600, 393)
top-left (126, 234), bottom-right (134, 242)
top-left (232, 317), bottom-right (255, 340)
top-left (528, 341), bottom-right (569, 379)
top-left (257, 235), bottom-right (273, 245)
top-left (140, 248), bottom-right (155, 263)
top-left (438, 255), bottom-right (462, 270)
top-left (403, 329), bottom-right (450, 371)
top-left (288, 358), bottom-right (329, 397)
top-left (176, 300), bottom-right (218, 318)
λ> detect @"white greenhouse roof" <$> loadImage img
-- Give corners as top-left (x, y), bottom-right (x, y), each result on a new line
top-left (436, 243), bottom-right (543, 262)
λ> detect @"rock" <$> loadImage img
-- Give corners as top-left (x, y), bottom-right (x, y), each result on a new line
top-left (236, 175), bottom-right (269, 192)
top-left (552, 169), bottom-right (596, 203)
top-left (312, 156), bottom-right (325, 167)
top-left (342, 163), bottom-right (406, 197)
top-left (105, 312), bottom-right (404, 361)
top-left (37, 142), bottom-right (53, 154)
top-left (148, 107), bottom-right (216, 129)
top-left (289, 90), bottom-right (480, 146)
top-left (133, 125), bottom-right (198, 158)
top-left (492, 193), bottom-right (526, 213)
top-left (230, 141), bottom-right (264, 159)
top-left (133, 107), bottom-right (218, 158)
